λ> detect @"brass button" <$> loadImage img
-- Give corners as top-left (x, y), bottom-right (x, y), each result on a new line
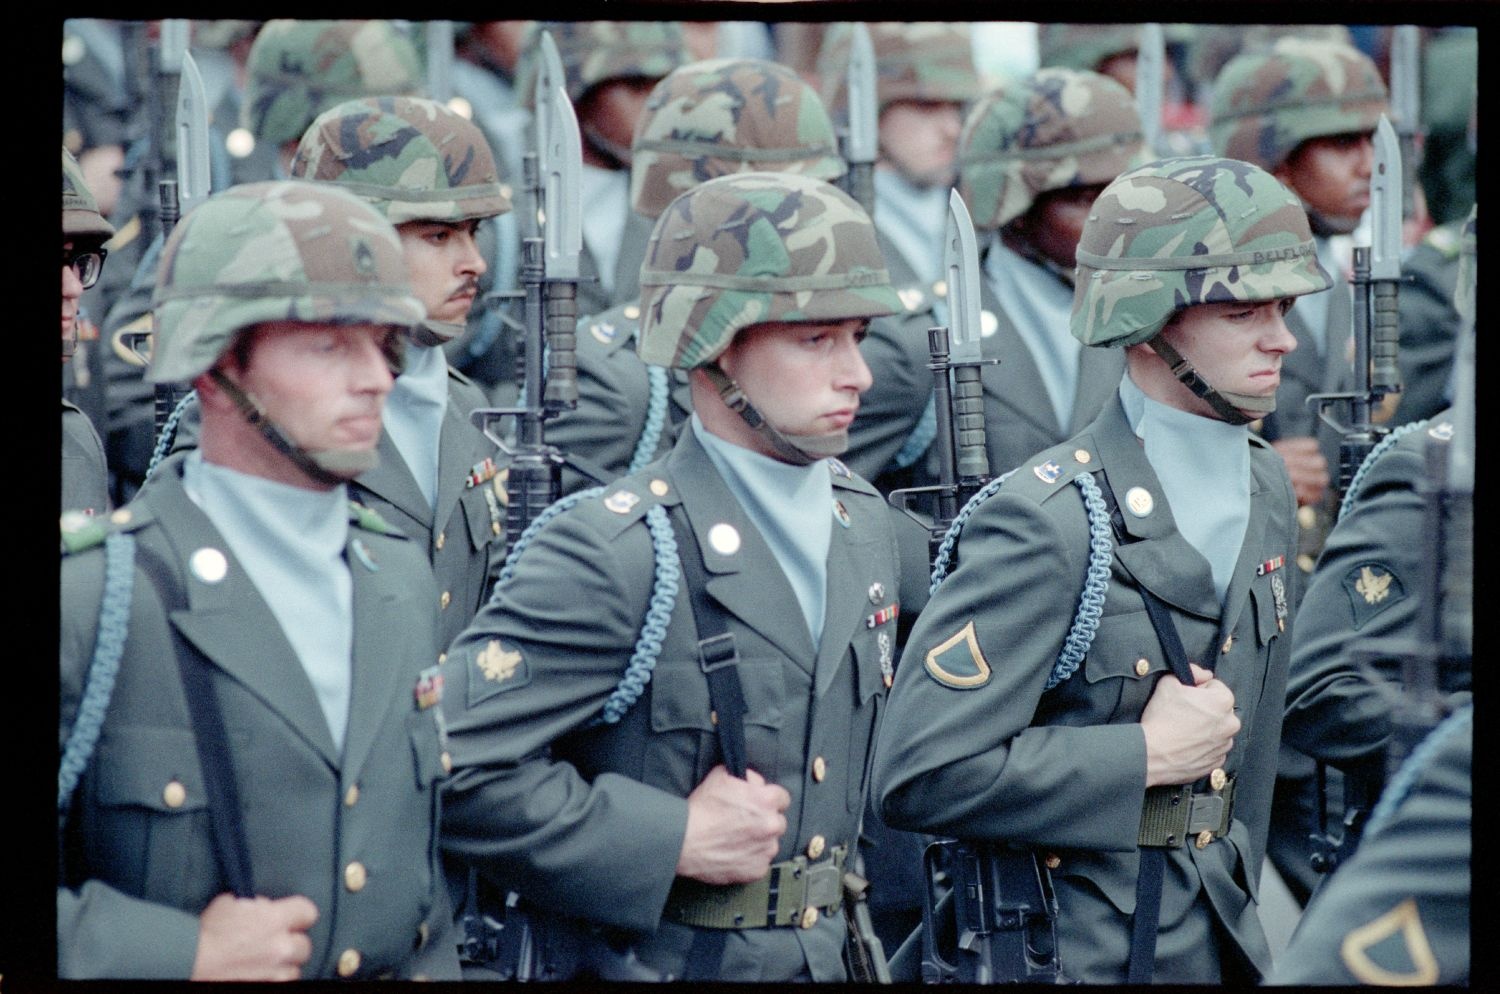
top-left (710, 710), bottom-right (718, 725)
top-left (435, 531), bottom-right (445, 550)
top-left (1044, 853), bottom-right (1061, 870)
top-left (1073, 449), bottom-right (1091, 465)
top-left (812, 756), bottom-right (827, 782)
top-left (345, 862), bottom-right (367, 893)
top-left (1195, 830), bottom-right (1214, 850)
top-left (337, 948), bottom-right (361, 976)
top-left (110, 508), bottom-right (132, 525)
top-left (492, 522), bottom-right (502, 536)
top-left (344, 785), bottom-right (360, 807)
top-left (1221, 635), bottom-right (1234, 654)
top-left (649, 479), bottom-right (669, 497)
top-left (438, 653), bottom-right (447, 665)
top-left (1297, 506), bottom-right (1317, 530)
top-left (441, 751), bottom-right (453, 774)
top-left (416, 921), bottom-right (430, 949)
top-left (1297, 554), bottom-right (1316, 573)
top-left (163, 780), bottom-right (186, 809)
top-left (800, 906), bottom-right (819, 929)
top-left (1210, 768), bottom-right (1227, 791)
top-left (624, 304), bottom-right (641, 320)
top-left (1134, 657), bottom-right (1150, 677)
top-left (440, 591), bottom-right (451, 610)
top-left (807, 835), bottom-right (826, 860)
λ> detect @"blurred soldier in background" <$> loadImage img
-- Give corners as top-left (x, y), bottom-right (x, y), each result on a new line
top-left (62, 148), bottom-right (115, 518)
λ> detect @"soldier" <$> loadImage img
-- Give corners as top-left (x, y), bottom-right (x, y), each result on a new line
top-left (872, 156), bottom-right (1331, 983)
top-left (954, 67), bottom-right (1144, 478)
top-left (1208, 36), bottom-right (1392, 905)
top-left (290, 95), bottom-right (512, 651)
top-left (62, 147), bottom-right (115, 518)
top-left (552, 56), bottom-right (848, 492)
top-left (58, 181), bottom-right (458, 980)
top-left (440, 172), bottom-right (906, 981)
top-left (1390, 213), bottom-right (1467, 425)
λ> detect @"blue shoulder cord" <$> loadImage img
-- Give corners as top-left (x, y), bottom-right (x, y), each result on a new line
top-left (144, 390), bottom-right (199, 481)
top-left (628, 365), bottom-right (671, 474)
top-left (58, 531), bottom-right (137, 812)
top-left (1338, 419), bottom-right (1428, 522)
top-left (929, 470), bottom-right (1114, 689)
top-left (497, 485), bottom-right (682, 725)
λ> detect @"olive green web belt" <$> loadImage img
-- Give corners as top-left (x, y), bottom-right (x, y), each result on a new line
top-left (1138, 775), bottom-right (1237, 849)
top-left (664, 845), bottom-right (848, 929)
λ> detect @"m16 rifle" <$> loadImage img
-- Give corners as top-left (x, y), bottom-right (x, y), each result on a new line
top-left (1389, 26), bottom-right (1424, 223)
top-left (839, 22), bottom-right (878, 219)
top-left (1135, 23), bottom-right (1166, 158)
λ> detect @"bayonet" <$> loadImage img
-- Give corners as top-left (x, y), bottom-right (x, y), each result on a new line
top-left (426, 20), bottom-right (455, 105)
top-left (1135, 23), bottom-right (1165, 157)
top-left (175, 50), bottom-right (211, 218)
top-left (536, 31), bottom-right (581, 405)
top-left (843, 22), bottom-right (879, 217)
top-left (1389, 25), bottom-right (1422, 220)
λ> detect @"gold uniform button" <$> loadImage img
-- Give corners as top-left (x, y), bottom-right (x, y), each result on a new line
top-left (624, 304), bottom-right (641, 320)
top-left (337, 949), bottom-right (361, 977)
top-left (163, 780), bottom-right (187, 809)
top-left (1297, 554), bottom-right (1316, 573)
top-left (800, 906), bottom-right (819, 929)
top-left (492, 522), bottom-right (502, 536)
top-left (440, 591), bottom-right (451, 610)
top-left (1134, 657), bottom-right (1150, 677)
top-left (1195, 830), bottom-right (1214, 850)
top-left (417, 921), bottom-right (430, 949)
top-left (1044, 853), bottom-right (1061, 870)
top-left (1210, 768), bottom-right (1227, 791)
top-left (1221, 635), bottom-right (1234, 654)
top-left (649, 479), bottom-right (669, 497)
top-left (1074, 449), bottom-right (1092, 465)
top-left (438, 653), bottom-right (447, 665)
top-left (110, 508), bottom-right (132, 525)
top-left (812, 756), bottom-right (827, 782)
top-left (345, 862), bottom-right (367, 892)
top-left (441, 751), bottom-right (453, 774)
top-left (344, 785), bottom-right (360, 807)
top-left (435, 531), bottom-right (446, 550)
top-left (807, 835), bottom-right (826, 860)
top-left (1297, 506), bottom-right (1317, 530)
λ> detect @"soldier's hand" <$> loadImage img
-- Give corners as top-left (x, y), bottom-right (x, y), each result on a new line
top-left (1141, 664), bottom-right (1240, 788)
top-left (1269, 437), bottom-right (1329, 507)
top-left (191, 893), bottom-right (319, 981)
top-left (676, 765), bottom-right (791, 885)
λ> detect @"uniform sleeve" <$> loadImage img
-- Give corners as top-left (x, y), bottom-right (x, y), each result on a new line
top-left (439, 504), bottom-right (689, 934)
top-left (1284, 440), bottom-right (1428, 767)
top-left (57, 882), bottom-right (202, 978)
top-left (872, 490), bottom-right (1149, 851)
top-left (549, 330), bottom-right (650, 494)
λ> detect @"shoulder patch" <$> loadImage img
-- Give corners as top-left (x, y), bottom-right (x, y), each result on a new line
top-left (467, 638), bottom-right (531, 707)
top-left (61, 506), bottom-right (148, 555)
top-left (1339, 898), bottom-right (1440, 985)
top-left (1342, 562), bottom-right (1406, 630)
top-left (924, 620), bottom-right (992, 689)
top-left (1001, 437), bottom-right (1098, 506)
top-left (1427, 421), bottom-right (1454, 441)
top-left (590, 320), bottom-right (620, 345)
top-left (348, 500), bottom-right (407, 538)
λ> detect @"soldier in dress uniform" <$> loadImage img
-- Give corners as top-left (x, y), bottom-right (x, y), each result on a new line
top-left (290, 95), bottom-right (512, 651)
top-left (439, 171), bottom-right (906, 981)
top-left (872, 156), bottom-right (1331, 983)
top-left (58, 180), bottom-right (458, 980)
top-left (62, 147), bottom-right (115, 518)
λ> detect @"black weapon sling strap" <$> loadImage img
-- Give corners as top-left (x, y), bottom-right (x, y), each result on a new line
top-left (1093, 474), bottom-right (1209, 984)
top-left (136, 544), bottom-right (256, 898)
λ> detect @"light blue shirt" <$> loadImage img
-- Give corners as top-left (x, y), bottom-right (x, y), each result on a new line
top-left (1119, 374), bottom-right (1251, 605)
top-left (384, 342), bottom-right (448, 513)
top-left (984, 237), bottom-right (1083, 431)
top-left (873, 169), bottom-right (949, 287)
top-left (183, 451), bottom-right (355, 753)
top-left (692, 416), bottom-right (833, 645)
top-left (581, 163), bottom-right (630, 297)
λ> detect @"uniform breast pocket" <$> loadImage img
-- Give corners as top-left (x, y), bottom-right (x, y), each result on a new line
top-left (90, 725), bottom-right (215, 908)
top-left (846, 635), bottom-right (889, 812)
top-left (461, 483), bottom-right (501, 554)
top-left (1078, 610), bottom-right (1167, 721)
top-left (406, 710), bottom-right (448, 791)
top-left (1249, 577), bottom-right (1284, 648)
top-left (649, 651), bottom-right (786, 788)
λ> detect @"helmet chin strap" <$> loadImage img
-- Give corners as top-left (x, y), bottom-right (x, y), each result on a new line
top-left (1147, 337), bottom-right (1275, 426)
top-left (702, 364), bottom-right (848, 466)
top-left (209, 369), bottom-right (379, 485)
top-left (410, 318), bottom-right (466, 349)
top-left (581, 123), bottom-right (634, 172)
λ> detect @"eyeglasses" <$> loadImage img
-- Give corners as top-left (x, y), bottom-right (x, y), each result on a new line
top-left (63, 246), bottom-right (107, 289)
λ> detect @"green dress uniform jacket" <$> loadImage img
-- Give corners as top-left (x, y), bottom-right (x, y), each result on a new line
top-left (439, 428), bottom-right (903, 981)
top-left (349, 368), bottom-right (506, 651)
top-left (57, 454), bottom-right (458, 980)
top-left (62, 397), bottom-right (110, 517)
top-left (872, 396), bottom-right (1298, 983)
top-left (1267, 704), bottom-right (1470, 986)
top-left (1391, 222), bottom-right (1464, 425)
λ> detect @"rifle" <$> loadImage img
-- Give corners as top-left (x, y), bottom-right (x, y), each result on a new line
top-left (839, 22), bottom-right (878, 219)
top-left (889, 188), bottom-right (996, 564)
top-left (426, 20), bottom-right (455, 106)
top-left (1389, 26), bottom-right (1424, 223)
top-left (1308, 115), bottom-right (1404, 498)
top-left (1135, 23), bottom-right (1166, 158)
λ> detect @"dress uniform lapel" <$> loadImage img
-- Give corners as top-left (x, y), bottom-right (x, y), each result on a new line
top-left (978, 280), bottom-right (1062, 437)
top-left (671, 430), bottom-right (818, 666)
top-left (431, 387), bottom-right (493, 543)
top-left (1214, 443), bottom-right (1279, 642)
top-left (812, 503), bottom-right (868, 697)
top-left (144, 469), bottom-right (342, 769)
top-left (1092, 400), bottom-right (1221, 621)
top-left (339, 529), bottom-right (416, 783)
top-left (355, 430), bottom-right (432, 537)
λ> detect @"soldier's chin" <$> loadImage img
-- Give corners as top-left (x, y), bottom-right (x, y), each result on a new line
top-left (786, 428), bottom-right (850, 459)
top-left (309, 447), bottom-right (380, 478)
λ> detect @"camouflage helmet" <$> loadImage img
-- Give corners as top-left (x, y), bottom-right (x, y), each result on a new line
top-left (149, 181), bottom-right (423, 384)
top-left (516, 21), bottom-right (686, 108)
top-left (62, 147), bottom-right (114, 242)
top-left (1455, 204), bottom-right (1477, 328)
top-left (1072, 155), bottom-right (1332, 349)
top-left (1037, 24), bottom-right (1140, 74)
top-left (1186, 24), bottom-right (1353, 92)
top-left (637, 172), bottom-right (901, 370)
top-left (241, 20), bottom-right (424, 149)
top-left (291, 96), bottom-right (512, 224)
top-left (629, 58), bottom-right (846, 221)
top-left (1208, 38), bottom-right (1388, 172)
top-left (817, 23), bottom-right (979, 118)
top-left (959, 68), bottom-right (1146, 231)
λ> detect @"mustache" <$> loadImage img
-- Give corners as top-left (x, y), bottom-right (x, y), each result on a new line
top-left (448, 278), bottom-right (480, 301)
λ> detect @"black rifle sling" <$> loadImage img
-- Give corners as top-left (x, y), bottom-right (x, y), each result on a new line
top-left (136, 545), bottom-right (256, 898)
top-left (1094, 474), bottom-right (1205, 983)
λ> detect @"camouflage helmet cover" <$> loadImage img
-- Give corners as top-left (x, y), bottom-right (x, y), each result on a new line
top-left (1071, 155), bottom-right (1333, 348)
top-left (817, 22), bottom-right (979, 117)
top-left (637, 172), bottom-right (902, 369)
top-left (1186, 24), bottom-right (1352, 91)
top-left (959, 68), bottom-right (1147, 231)
top-left (630, 57), bottom-right (846, 221)
top-left (62, 147), bottom-right (115, 241)
top-left (516, 21), bottom-right (687, 108)
top-left (1208, 38), bottom-right (1388, 172)
top-left (149, 180), bottom-right (423, 383)
top-left (1037, 23), bottom-right (1140, 74)
top-left (292, 96), bottom-right (512, 224)
top-left (241, 20), bottom-right (424, 148)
